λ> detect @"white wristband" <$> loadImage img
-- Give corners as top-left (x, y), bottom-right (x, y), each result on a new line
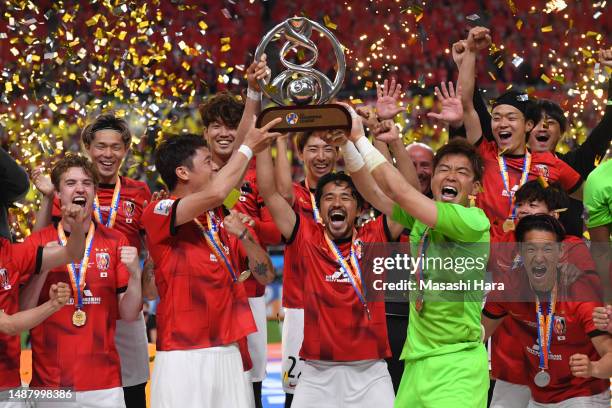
top-left (238, 144), bottom-right (253, 160)
top-left (354, 136), bottom-right (387, 172)
top-left (341, 141), bottom-right (365, 173)
top-left (247, 88), bottom-right (262, 101)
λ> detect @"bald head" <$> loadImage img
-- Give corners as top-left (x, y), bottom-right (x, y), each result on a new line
top-left (406, 142), bottom-right (434, 195)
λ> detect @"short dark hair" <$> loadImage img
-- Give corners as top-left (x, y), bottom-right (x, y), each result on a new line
top-left (154, 134), bottom-right (208, 191)
top-left (315, 171), bottom-right (364, 210)
top-left (516, 213), bottom-right (566, 243)
top-left (536, 99), bottom-right (567, 133)
top-left (198, 92), bottom-right (244, 129)
top-left (295, 130), bottom-right (339, 153)
top-left (81, 113), bottom-right (131, 148)
top-left (514, 180), bottom-right (569, 212)
top-left (432, 138), bottom-right (483, 181)
top-left (51, 154), bottom-right (99, 191)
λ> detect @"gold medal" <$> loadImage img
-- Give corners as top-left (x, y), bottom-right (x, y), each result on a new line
top-left (502, 219), bottom-right (515, 232)
top-left (238, 270), bottom-right (251, 282)
top-left (72, 309), bottom-right (87, 327)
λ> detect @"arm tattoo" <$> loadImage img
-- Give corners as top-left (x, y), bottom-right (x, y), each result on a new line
top-left (254, 262), bottom-right (268, 277)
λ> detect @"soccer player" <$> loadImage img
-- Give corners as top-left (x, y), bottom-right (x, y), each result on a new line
top-left (0, 203), bottom-right (87, 406)
top-left (142, 122), bottom-right (280, 408)
top-left (489, 180), bottom-right (599, 407)
top-left (32, 113), bottom-right (152, 408)
top-left (257, 128), bottom-right (404, 407)
top-left (198, 56), bottom-right (278, 407)
top-left (457, 27), bottom-right (583, 241)
top-left (483, 214), bottom-right (612, 407)
top-left (21, 155), bottom-right (144, 408)
top-left (344, 94), bottom-right (491, 406)
top-left (585, 158), bottom-right (612, 329)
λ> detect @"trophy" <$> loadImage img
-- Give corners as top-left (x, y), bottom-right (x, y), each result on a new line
top-left (254, 17), bottom-right (351, 132)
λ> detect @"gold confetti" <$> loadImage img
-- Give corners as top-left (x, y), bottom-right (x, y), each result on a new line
top-left (516, 19), bottom-right (523, 30)
top-left (323, 15), bottom-right (337, 30)
top-left (541, 26), bottom-right (553, 32)
top-left (541, 74), bottom-right (551, 83)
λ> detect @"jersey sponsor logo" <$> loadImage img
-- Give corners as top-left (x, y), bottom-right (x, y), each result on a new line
top-left (154, 199), bottom-right (174, 216)
top-left (96, 252), bottom-right (110, 271)
top-left (527, 343), bottom-right (562, 361)
top-left (534, 164), bottom-right (550, 180)
top-left (0, 268), bottom-right (11, 290)
top-left (68, 285), bottom-right (101, 305)
top-left (209, 245), bottom-right (231, 262)
top-left (325, 269), bottom-right (350, 283)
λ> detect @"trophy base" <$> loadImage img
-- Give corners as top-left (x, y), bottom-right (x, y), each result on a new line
top-left (256, 104), bottom-right (351, 132)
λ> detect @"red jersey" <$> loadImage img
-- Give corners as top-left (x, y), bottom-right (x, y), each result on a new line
top-left (281, 181), bottom-right (317, 309)
top-left (52, 176), bottom-right (151, 251)
top-left (490, 233), bottom-right (598, 384)
top-left (141, 199), bottom-right (256, 351)
top-left (287, 214), bottom-right (391, 361)
top-left (484, 275), bottom-right (609, 403)
top-left (475, 138), bottom-right (582, 241)
top-left (0, 238), bottom-right (40, 390)
top-left (27, 223), bottom-right (130, 391)
top-left (233, 163), bottom-right (280, 297)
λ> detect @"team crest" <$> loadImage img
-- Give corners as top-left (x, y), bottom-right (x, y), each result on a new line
top-left (123, 201), bottom-right (136, 218)
top-left (534, 164), bottom-right (550, 180)
top-left (554, 316), bottom-right (566, 336)
top-left (96, 252), bottom-right (110, 271)
top-left (0, 268), bottom-right (11, 290)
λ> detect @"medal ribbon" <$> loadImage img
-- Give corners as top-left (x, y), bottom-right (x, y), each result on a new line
top-left (497, 151), bottom-right (531, 221)
top-left (323, 231), bottom-right (369, 314)
top-left (93, 178), bottom-right (121, 228)
top-left (304, 178), bottom-right (322, 224)
top-left (414, 228), bottom-right (431, 294)
top-left (57, 221), bottom-right (95, 310)
top-left (194, 210), bottom-right (238, 282)
top-left (535, 284), bottom-right (557, 372)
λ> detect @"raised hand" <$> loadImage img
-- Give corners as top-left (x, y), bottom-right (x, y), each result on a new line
top-left (356, 105), bottom-right (379, 130)
top-left (372, 120), bottom-right (400, 144)
top-left (235, 211), bottom-right (256, 227)
top-left (150, 189), bottom-right (169, 204)
top-left (247, 54), bottom-right (271, 92)
top-left (243, 118), bottom-right (283, 154)
top-left (120, 246), bottom-right (141, 277)
top-left (592, 305), bottom-right (612, 332)
top-left (376, 78), bottom-right (403, 120)
top-left (49, 282), bottom-right (71, 310)
top-left (223, 209), bottom-right (247, 237)
top-left (466, 26), bottom-right (492, 52)
top-left (426, 82), bottom-right (463, 125)
top-left (61, 203), bottom-right (89, 232)
top-left (336, 102), bottom-right (366, 143)
top-left (599, 47), bottom-right (612, 68)
top-left (452, 40), bottom-right (468, 68)
top-left (31, 166), bottom-right (55, 197)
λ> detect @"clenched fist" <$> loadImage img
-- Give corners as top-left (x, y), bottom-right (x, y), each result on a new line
top-left (49, 282), bottom-right (71, 310)
top-left (120, 246), bottom-right (141, 277)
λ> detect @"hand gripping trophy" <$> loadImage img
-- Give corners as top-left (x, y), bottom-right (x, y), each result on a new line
top-left (255, 17), bottom-right (351, 132)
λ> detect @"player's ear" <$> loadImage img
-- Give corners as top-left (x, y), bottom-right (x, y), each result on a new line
top-left (470, 180), bottom-right (482, 198)
top-left (175, 165), bottom-right (190, 183)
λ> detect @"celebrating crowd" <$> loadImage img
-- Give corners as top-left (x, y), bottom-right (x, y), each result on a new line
top-left (0, 20), bottom-right (611, 408)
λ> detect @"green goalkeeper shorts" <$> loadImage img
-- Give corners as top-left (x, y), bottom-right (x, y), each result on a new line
top-left (394, 344), bottom-right (489, 408)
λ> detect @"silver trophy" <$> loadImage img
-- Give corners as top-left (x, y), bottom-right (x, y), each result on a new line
top-left (255, 17), bottom-right (351, 132)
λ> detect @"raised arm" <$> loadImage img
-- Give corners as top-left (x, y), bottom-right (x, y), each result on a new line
top-left (31, 166), bottom-right (55, 232)
top-left (256, 145), bottom-right (297, 241)
top-left (234, 55), bottom-right (269, 147)
top-left (371, 120), bottom-right (420, 189)
top-left (224, 210), bottom-right (275, 285)
top-left (274, 134), bottom-right (295, 204)
top-left (175, 119), bottom-right (281, 227)
top-left (570, 334), bottom-right (612, 379)
top-left (457, 27), bottom-right (491, 144)
top-left (117, 245), bottom-right (143, 322)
